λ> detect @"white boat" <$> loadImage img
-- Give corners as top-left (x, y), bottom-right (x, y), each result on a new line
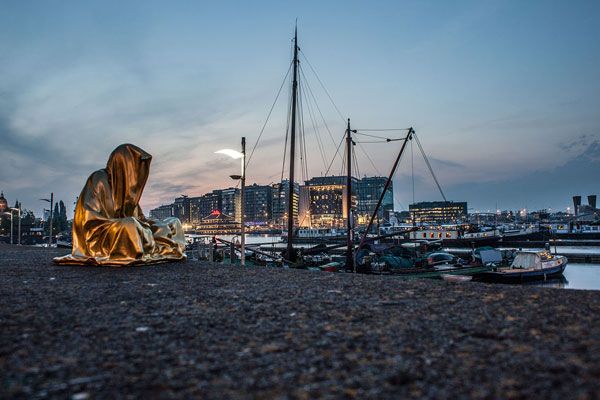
top-left (476, 251), bottom-right (568, 283)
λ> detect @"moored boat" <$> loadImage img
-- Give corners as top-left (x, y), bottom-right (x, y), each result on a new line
top-left (474, 251), bottom-right (567, 283)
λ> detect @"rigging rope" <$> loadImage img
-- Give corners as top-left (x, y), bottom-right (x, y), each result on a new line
top-left (352, 144), bottom-right (361, 179)
top-left (299, 65), bottom-right (344, 157)
top-left (246, 61), bottom-right (293, 168)
top-left (355, 128), bottom-right (411, 131)
top-left (299, 70), bottom-right (329, 171)
top-left (279, 63), bottom-right (294, 187)
top-left (411, 137), bottom-right (415, 205)
top-left (298, 78), bottom-right (310, 183)
top-left (324, 135), bottom-right (345, 176)
top-left (299, 50), bottom-right (346, 124)
top-left (339, 143), bottom-right (347, 177)
top-left (357, 142), bottom-right (382, 176)
top-left (413, 133), bottom-right (447, 202)
top-left (354, 132), bottom-right (391, 140)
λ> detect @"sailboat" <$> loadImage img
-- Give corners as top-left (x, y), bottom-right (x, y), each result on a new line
top-left (280, 26), bottom-right (355, 269)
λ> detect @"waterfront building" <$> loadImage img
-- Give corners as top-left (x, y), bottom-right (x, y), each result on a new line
top-left (298, 185), bottom-right (311, 227)
top-left (356, 176), bottom-right (393, 225)
top-left (271, 180), bottom-right (299, 226)
top-left (304, 176), bottom-right (357, 228)
top-left (197, 190), bottom-right (222, 223)
top-left (196, 210), bottom-right (240, 235)
top-left (573, 194), bottom-right (599, 222)
top-left (221, 188), bottom-right (241, 222)
top-left (173, 195), bottom-right (192, 225)
top-left (244, 184), bottom-right (272, 225)
top-left (0, 191), bottom-right (7, 213)
top-left (388, 210), bottom-right (411, 225)
top-left (149, 204), bottom-right (175, 220)
top-left (409, 201), bottom-right (467, 224)
top-left (0, 191), bottom-right (9, 238)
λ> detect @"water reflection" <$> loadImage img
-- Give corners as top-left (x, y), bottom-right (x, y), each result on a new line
top-left (521, 275), bottom-right (569, 289)
top-left (511, 264), bottom-right (600, 290)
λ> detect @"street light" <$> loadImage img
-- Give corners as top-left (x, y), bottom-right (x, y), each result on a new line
top-left (8, 207), bottom-right (21, 245)
top-left (2, 211), bottom-right (14, 244)
top-left (40, 193), bottom-right (54, 247)
top-left (215, 137), bottom-right (246, 267)
top-left (2, 207), bottom-right (20, 245)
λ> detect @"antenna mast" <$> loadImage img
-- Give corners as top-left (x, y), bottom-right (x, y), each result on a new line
top-left (286, 25), bottom-right (299, 262)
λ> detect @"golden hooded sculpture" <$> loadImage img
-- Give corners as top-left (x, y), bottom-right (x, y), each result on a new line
top-left (54, 144), bottom-right (186, 266)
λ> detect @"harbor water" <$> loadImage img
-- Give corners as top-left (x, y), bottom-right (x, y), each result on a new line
top-left (522, 263), bottom-right (600, 291)
top-left (195, 234), bottom-right (600, 290)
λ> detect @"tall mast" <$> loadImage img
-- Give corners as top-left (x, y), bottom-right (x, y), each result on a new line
top-left (346, 118), bottom-right (354, 271)
top-left (357, 128), bottom-right (414, 253)
top-left (286, 25), bottom-right (299, 261)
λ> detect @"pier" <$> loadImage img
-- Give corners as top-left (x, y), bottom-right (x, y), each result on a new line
top-left (2, 246), bottom-right (599, 398)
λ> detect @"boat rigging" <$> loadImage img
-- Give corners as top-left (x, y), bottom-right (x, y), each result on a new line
top-left (244, 24), bottom-right (448, 270)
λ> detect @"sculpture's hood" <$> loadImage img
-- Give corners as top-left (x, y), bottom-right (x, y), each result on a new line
top-left (105, 143), bottom-right (152, 218)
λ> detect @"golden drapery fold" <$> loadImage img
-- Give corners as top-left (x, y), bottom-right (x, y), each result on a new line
top-left (54, 144), bottom-right (186, 266)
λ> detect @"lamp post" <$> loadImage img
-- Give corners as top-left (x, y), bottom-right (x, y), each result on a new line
top-left (3, 211), bottom-right (13, 244)
top-left (215, 137), bottom-right (246, 267)
top-left (40, 193), bottom-right (54, 247)
top-left (9, 207), bottom-right (21, 245)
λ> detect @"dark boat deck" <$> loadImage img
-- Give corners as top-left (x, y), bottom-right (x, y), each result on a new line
top-left (1, 246), bottom-right (599, 399)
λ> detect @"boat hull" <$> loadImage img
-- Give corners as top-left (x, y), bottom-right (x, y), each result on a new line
top-left (378, 264), bottom-right (494, 279)
top-left (474, 262), bottom-right (567, 283)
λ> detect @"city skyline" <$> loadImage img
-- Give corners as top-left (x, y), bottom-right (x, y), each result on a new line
top-left (1, 1), bottom-right (599, 217)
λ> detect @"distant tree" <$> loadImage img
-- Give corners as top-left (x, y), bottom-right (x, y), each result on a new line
top-left (53, 203), bottom-right (60, 233)
top-left (21, 210), bottom-right (35, 226)
top-left (49, 201), bottom-right (69, 233)
top-left (59, 200), bottom-right (68, 231)
top-left (0, 214), bottom-right (10, 236)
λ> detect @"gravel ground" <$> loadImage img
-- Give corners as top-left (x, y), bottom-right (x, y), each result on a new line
top-left (1, 245), bottom-right (599, 399)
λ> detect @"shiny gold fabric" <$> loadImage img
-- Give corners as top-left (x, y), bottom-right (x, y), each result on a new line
top-left (54, 144), bottom-right (186, 266)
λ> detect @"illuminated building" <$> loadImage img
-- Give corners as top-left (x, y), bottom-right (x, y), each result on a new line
top-left (356, 176), bottom-right (393, 225)
top-left (304, 176), bottom-right (357, 228)
top-left (173, 195), bottom-right (192, 224)
top-left (149, 204), bottom-right (175, 220)
top-left (220, 188), bottom-right (241, 222)
top-left (0, 191), bottom-right (9, 237)
top-left (0, 191), bottom-right (7, 213)
top-left (244, 184), bottom-right (272, 225)
top-left (298, 185), bottom-right (311, 227)
top-left (271, 180), bottom-right (299, 226)
top-left (196, 210), bottom-right (240, 235)
top-left (197, 191), bottom-right (221, 223)
top-left (409, 201), bottom-right (467, 224)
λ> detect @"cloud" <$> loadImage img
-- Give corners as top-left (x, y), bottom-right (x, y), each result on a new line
top-left (429, 157), bottom-right (465, 169)
top-left (559, 133), bottom-right (598, 153)
top-left (444, 140), bottom-right (600, 210)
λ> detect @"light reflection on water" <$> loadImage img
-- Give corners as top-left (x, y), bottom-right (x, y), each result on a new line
top-left (487, 264), bottom-right (600, 290)
top-left (541, 264), bottom-right (600, 290)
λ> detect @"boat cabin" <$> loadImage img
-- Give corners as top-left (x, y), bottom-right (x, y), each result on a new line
top-left (511, 251), bottom-right (565, 270)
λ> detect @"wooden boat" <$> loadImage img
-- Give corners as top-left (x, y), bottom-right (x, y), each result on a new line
top-left (474, 251), bottom-right (567, 283)
top-left (441, 274), bottom-right (472, 283)
top-left (396, 264), bottom-right (493, 279)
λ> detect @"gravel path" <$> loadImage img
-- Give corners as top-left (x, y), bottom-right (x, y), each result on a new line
top-left (1, 245), bottom-right (599, 399)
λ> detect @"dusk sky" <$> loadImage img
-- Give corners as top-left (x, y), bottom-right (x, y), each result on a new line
top-left (1, 1), bottom-right (599, 217)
